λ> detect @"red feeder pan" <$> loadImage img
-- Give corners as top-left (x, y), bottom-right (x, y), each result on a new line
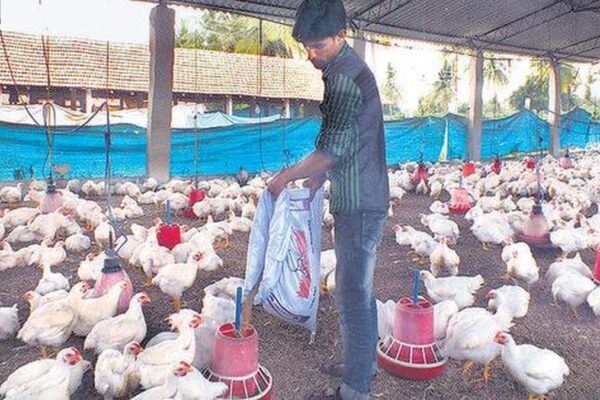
top-left (183, 188), bottom-right (205, 218)
top-left (593, 245), bottom-right (600, 284)
top-left (448, 187), bottom-right (472, 214)
top-left (203, 323), bottom-right (273, 399)
top-left (156, 224), bottom-right (181, 250)
top-left (377, 297), bottom-right (447, 380)
top-left (491, 158), bottom-right (502, 174)
top-left (515, 204), bottom-right (551, 247)
top-left (462, 162), bottom-right (475, 177)
top-left (411, 164), bottom-right (429, 185)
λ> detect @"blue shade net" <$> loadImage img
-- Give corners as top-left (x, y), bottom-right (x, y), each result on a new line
top-left (1, 108), bottom-right (599, 181)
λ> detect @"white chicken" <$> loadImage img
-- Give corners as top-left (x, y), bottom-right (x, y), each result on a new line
top-left (18, 283), bottom-right (88, 357)
top-left (84, 292), bottom-right (150, 354)
top-left (0, 183), bottom-right (23, 203)
top-left (586, 286), bottom-right (600, 316)
top-left (34, 263), bottom-right (70, 295)
top-left (241, 197), bottom-right (256, 220)
top-left (0, 347), bottom-right (83, 400)
top-left (130, 361), bottom-right (190, 400)
top-left (0, 304), bottom-right (19, 340)
top-left (5, 225), bottom-right (38, 243)
top-left (23, 290), bottom-right (68, 312)
top-left (443, 291), bottom-right (516, 383)
top-left (0, 241), bottom-right (24, 271)
top-left (471, 211), bottom-right (513, 250)
top-left (487, 286), bottom-right (530, 319)
top-left (495, 332), bottom-right (569, 399)
top-left (95, 341), bottom-right (144, 400)
top-left (421, 213), bottom-right (459, 243)
top-left (138, 312), bottom-right (202, 389)
top-left (551, 273), bottom-right (596, 316)
top-left (139, 243), bottom-right (176, 286)
top-left (544, 253), bottom-right (593, 284)
top-left (65, 233), bottom-right (92, 253)
top-left (1, 207), bottom-right (39, 230)
top-left (73, 281), bottom-right (129, 336)
top-left (376, 299), bottom-right (396, 339)
top-left (153, 252), bottom-right (205, 311)
top-left (392, 224), bottom-right (412, 246)
top-left (550, 226), bottom-right (591, 257)
top-left (504, 247), bottom-right (539, 287)
top-left (320, 249), bottom-right (337, 294)
top-left (429, 237), bottom-right (460, 276)
top-left (429, 200), bottom-right (449, 214)
top-left (433, 299), bottom-right (459, 340)
top-left (175, 362), bottom-right (228, 400)
top-left (420, 270), bottom-right (484, 309)
top-left (0, 347), bottom-right (90, 397)
top-left (29, 239), bottom-right (67, 268)
top-left (95, 220), bottom-right (116, 249)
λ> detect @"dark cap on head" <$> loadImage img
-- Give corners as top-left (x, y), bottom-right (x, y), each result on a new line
top-left (292, 0), bottom-right (347, 42)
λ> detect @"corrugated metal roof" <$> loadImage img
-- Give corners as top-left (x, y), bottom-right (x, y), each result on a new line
top-left (142, 0), bottom-right (600, 62)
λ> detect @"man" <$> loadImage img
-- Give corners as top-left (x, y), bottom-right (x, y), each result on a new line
top-left (267, 0), bottom-right (389, 399)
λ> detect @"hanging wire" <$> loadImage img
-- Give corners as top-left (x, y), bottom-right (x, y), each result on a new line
top-left (193, 41), bottom-right (200, 186)
top-left (281, 21), bottom-right (288, 168)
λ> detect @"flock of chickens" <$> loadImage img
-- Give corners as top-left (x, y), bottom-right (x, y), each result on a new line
top-left (0, 148), bottom-right (600, 398)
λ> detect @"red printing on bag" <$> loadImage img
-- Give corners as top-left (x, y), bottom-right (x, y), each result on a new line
top-left (292, 228), bottom-right (311, 299)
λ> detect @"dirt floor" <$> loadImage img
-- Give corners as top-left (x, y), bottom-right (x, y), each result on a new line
top-left (1, 191), bottom-right (600, 400)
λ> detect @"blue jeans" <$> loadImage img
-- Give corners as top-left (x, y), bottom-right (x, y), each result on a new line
top-left (333, 211), bottom-right (387, 400)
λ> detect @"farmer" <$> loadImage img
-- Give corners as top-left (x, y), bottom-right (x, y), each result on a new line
top-left (267, 0), bottom-right (389, 398)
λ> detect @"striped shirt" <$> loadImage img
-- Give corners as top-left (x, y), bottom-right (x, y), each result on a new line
top-left (316, 42), bottom-right (389, 213)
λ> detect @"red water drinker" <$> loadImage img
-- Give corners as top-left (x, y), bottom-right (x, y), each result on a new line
top-left (526, 158), bottom-right (536, 169)
top-left (183, 187), bottom-right (205, 218)
top-left (462, 162), bottom-right (475, 177)
top-left (40, 177), bottom-right (63, 214)
top-left (377, 271), bottom-right (447, 380)
top-left (516, 203), bottom-right (551, 247)
top-left (448, 187), bottom-right (472, 214)
top-left (156, 200), bottom-right (182, 250)
top-left (203, 323), bottom-right (273, 399)
top-left (593, 245), bottom-right (600, 284)
top-left (411, 163), bottom-right (429, 185)
top-left (491, 157), bottom-right (502, 174)
top-left (92, 249), bottom-right (134, 314)
top-left (560, 150), bottom-right (573, 169)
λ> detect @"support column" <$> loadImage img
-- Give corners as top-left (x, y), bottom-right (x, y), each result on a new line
top-left (225, 95), bottom-right (233, 116)
top-left (283, 99), bottom-right (291, 119)
top-left (85, 89), bottom-right (93, 113)
top-left (548, 58), bottom-right (561, 157)
top-left (146, 3), bottom-right (175, 183)
top-left (353, 36), bottom-right (367, 61)
top-left (467, 48), bottom-right (483, 161)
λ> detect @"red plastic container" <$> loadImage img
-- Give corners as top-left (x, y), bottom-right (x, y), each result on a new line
top-left (560, 155), bottom-right (573, 169)
top-left (448, 188), bottom-right (472, 214)
top-left (593, 245), bottom-right (600, 284)
top-left (183, 188), bottom-right (205, 218)
top-left (40, 192), bottom-right (63, 214)
top-left (516, 204), bottom-right (551, 247)
top-left (377, 297), bottom-right (446, 380)
top-left (156, 224), bottom-right (181, 250)
top-left (208, 323), bottom-right (273, 399)
top-left (411, 164), bottom-right (429, 185)
top-left (462, 162), bottom-right (475, 177)
top-left (526, 159), bottom-right (536, 169)
top-left (92, 268), bottom-right (133, 314)
top-left (491, 158), bottom-right (502, 174)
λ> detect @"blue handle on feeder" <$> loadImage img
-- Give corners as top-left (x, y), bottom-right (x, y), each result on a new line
top-left (413, 270), bottom-right (420, 304)
top-left (166, 200), bottom-right (171, 225)
top-left (234, 287), bottom-right (243, 332)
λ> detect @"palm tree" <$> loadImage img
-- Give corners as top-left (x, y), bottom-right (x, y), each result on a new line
top-left (417, 57), bottom-right (455, 116)
top-left (483, 59), bottom-right (510, 118)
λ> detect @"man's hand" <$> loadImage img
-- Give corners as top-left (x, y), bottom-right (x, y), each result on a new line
top-left (267, 169), bottom-right (290, 198)
top-left (303, 174), bottom-right (327, 200)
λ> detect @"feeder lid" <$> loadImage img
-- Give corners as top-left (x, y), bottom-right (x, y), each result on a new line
top-left (532, 204), bottom-right (543, 215)
top-left (102, 249), bottom-right (123, 273)
top-left (46, 177), bottom-right (56, 194)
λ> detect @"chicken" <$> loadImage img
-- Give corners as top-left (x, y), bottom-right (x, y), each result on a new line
top-left (320, 249), bottom-right (337, 294)
top-left (226, 211), bottom-right (253, 233)
top-left (376, 299), bottom-right (396, 339)
top-left (0, 241), bottom-right (24, 271)
top-left (550, 226), bottom-right (591, 257)
top-left (130, 361), bottom-right (190, 400)
top-left (65, 233), bottom-right (92, 253)
top-left (78, 252), bottom-right (107, 282)
top-left (421, 213), bottom-right (459, 243)
top-left (587, 286), bottom-right (600, 316)
top-left (84, 292), bottom-right (150, 354)
top-left (443, 291), bottom-right (516, 383)
top-left (28, 239), bottom-right (67, 268)
top-left (18, 283), bottom-right (88, 357)
top-left (73, 281), bottom-right (129, 336)
top-left (544, 252), bottom-right (593, 284)
top-left (433, 299), bottom-right (459, 340)
top-left (504, 246), bottom-right (539, 287)
top-left (0, 347), bottom-right (82, 400)
top-left (5, 225), bottom-right (38, 243)
top-left (487, 286), bottom-right (530, 319)
top-left (1, 207), bottom-right (39, 230)
top-left (495, 332), bottom-right (569, 399)
top-left (429, 200), bottom-right (449, 214)
top-left (551, 273), bottom-right (596, 316)
top-left (138, 312), bottom-right (202, 389)
top-left (175, 362), bottom-right (228, 400)
top-left (34, 263), bottom-right (70, 295)
top-left (139, 243), bottom-right (176, 286)
top-left (152, 252), bottom-right (205, 311)
top-left (23, 290), bottom-right (68, 312)
top-left (95, 220), bottom-right (116, 249)
top-left (0, 183), bottom-right (23, 203)
top-left (429, 237), bottom-right (460, 276)
top-left (95, 341), bottom-right (144, 399)
top-left (392, 224), bottom-right (412, 246)
top-left (2, 350), bottom-right (89, 397)
top-left (171, 242), bottom-right (199, 264)
top-left (241, 196), bottom-right (256, 220)
top-left (0, 304), bottom-right (19, 340)
top-left (420, 270), bottom-right (484, 309)
top-left (408, 227), bottom-right (438, 264)
top-left (471, 211), bottom-right (513, 250)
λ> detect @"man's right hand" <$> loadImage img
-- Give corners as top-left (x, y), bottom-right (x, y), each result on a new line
top-left (303, 174), bottom-right (327, 200)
